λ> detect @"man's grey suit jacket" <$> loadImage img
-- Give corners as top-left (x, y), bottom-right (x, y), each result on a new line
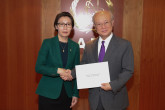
top-left (73, 35), bottom-right (134, 110)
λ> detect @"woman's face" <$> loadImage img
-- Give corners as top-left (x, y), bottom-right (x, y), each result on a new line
top-left (56, 16), bottom-right (72, 38)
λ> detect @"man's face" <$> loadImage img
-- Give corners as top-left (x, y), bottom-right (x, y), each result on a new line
top-left (94, 11), bottom-right (114, 40)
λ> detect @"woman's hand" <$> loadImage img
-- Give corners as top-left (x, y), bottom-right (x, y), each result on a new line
top-left (57, 68), bottom-right (73, 81)
top-left (70, 96), bottom-right (78, 108)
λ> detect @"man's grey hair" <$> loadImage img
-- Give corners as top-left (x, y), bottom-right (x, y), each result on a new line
top-left (92, 10), bottom-right (114, 24)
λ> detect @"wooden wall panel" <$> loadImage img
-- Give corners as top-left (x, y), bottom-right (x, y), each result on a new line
top-left (0, 0), bottom-right (41, 109)
top-left (41, 0), bottom-right (61, 40)
top-left (123, 0), bottom-right (143, 110)
top-left (140, 0), bottom-right (165, 109)
top-left (112, 0), bottom-right (124, 37)
top-left (0, 0), bottom-right (8, 109)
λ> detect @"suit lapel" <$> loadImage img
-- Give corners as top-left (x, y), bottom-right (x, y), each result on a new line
top-left (104, 35), bottom-right (118, 61)
top-left (65, 38), bottom-right (72, 68)
top-left (91, 38), bottom-right (99, 62)
top-left (52, 36), bottom-right (63, 67)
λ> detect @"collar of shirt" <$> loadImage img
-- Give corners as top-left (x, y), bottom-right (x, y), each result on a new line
top-left (98, 33), bottom-right (113, 56)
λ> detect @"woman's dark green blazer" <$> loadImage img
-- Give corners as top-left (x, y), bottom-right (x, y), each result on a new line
top-left (35, 36), bottom-right (79, 99)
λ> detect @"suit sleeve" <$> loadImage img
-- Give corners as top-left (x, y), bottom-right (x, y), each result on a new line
top-left (71, 44), bottom-right (88, 78)
top-left (81, 45), bottom-right (88, 65)
top-left (110, 42), bottom-right (134, 93)
top-left (35, 39), bottom-right (59, 77)
top-left (72, 44), bottom-right (80, 97)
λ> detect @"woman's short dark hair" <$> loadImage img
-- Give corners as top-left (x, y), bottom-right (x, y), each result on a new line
top-left (54, 12), bottom-right (74, 30)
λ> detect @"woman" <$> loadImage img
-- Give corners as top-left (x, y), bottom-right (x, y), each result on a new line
top-left (35, 12), bottom-right (79, 110)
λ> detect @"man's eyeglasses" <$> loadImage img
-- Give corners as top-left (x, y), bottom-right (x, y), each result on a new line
top-left (95, 21), bottom-right (111, 28)
top-left (57, 23), bottom-right (72, 28)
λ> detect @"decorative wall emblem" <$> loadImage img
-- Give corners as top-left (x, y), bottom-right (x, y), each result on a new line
top-left (70, 0), bottom-right (113, 34)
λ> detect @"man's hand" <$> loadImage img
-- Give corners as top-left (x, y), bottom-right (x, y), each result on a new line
top-left (70, 96), bottom-right (78, 108)
top-left (57, 68), bottom-right (73, 81)
top-left (101, 83), bottom-right (112, 91)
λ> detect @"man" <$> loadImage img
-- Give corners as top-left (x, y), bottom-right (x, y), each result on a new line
top-left (61, 10), bottom-right (134, 110)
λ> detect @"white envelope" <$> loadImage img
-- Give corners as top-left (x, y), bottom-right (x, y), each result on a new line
top-left (75, 61), bottom-right (110, 89)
